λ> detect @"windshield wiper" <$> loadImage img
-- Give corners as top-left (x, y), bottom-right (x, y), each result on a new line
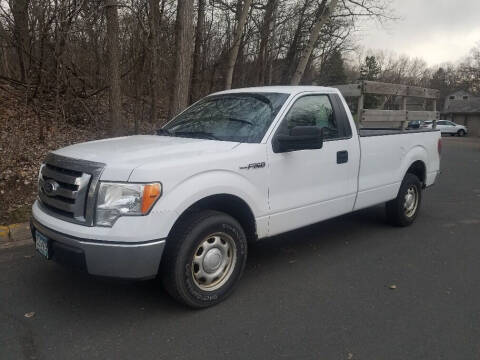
top-left (248, 93), bottom-right (273, 111)
top-left (174, 131), bottom-right (220, 140)
top-left (227, 117), bottom-right (253, 126)
top-left (156, 128), bottom-right (173, 136)
top-left (219, 93), bottom-right (273, 111)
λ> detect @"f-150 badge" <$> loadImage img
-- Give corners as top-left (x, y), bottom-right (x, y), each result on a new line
top-left (240, 162), bottom-right (266, 170)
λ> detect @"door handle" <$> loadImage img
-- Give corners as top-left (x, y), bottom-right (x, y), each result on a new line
top-left (337, 150), bottom-right (348, 164)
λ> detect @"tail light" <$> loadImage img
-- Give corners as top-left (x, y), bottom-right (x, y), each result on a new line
top-left (438, 138), bottom-right (442, 156)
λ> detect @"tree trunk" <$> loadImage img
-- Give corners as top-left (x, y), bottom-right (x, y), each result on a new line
top-left (290, 0), bottom-right (337, 86)
top-left (224, 0), bottom-right (252, 90)
top-left (169, 0), bottom-right (194, 118)
top-left (281, 0), bottom-right (310, 84)
top-left (256, 0), bottom-right (277, 85)
top-left (234, 38), bottom-right (247, 88)
top-left (105, 0), bottom-right (124, 136)
top-left (10, 0), bottom-right (29, 83)
top-left (148, 0), bottom-right (160, 125)
top-left (190, 0), bottom-right (206, 103)
top-left (0, 22), bottom-right (11, 77)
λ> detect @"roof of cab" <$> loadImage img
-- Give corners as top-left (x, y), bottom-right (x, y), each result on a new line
top-left (211, 85), bottom-right (339, 96)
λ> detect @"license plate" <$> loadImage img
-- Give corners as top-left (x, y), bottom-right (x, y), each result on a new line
top-left (35, 231), bottom-right (50, 259)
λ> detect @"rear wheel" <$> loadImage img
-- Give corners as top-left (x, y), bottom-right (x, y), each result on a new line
top-left (386, 173), bottom-right (422, 227)
top-left (161, 210), bottom-right (247, 308)
top-left (457, 129), bottom-right (466, 137)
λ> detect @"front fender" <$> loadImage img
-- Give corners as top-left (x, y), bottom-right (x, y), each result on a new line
top-left (149, 170), bottom-right (268, 239)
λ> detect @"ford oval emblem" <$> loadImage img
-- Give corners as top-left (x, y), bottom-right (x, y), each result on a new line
top-left (43, 179), bottom-right (59, 196)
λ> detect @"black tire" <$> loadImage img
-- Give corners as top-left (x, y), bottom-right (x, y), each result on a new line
top-left (161, 210), bottom-right (247, 308)
top-left (457, 129), bottom-right (466, 137)
top-left (386, 173), bottom-right (422, 227)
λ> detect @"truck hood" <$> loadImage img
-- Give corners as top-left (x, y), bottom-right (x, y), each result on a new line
top-left (53, 135), bottom-right (240, 181)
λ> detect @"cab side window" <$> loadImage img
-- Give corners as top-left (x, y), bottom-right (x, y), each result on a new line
top-left (280, 95), bottom-right (339, 140)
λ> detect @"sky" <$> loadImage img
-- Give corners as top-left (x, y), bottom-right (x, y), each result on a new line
top-left (357, 0), bottom-right (480, 66)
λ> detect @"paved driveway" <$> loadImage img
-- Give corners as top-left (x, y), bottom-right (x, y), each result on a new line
top-left (1, 137), bottom-right (479, 360)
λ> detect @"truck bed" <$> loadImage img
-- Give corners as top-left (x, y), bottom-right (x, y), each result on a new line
top-left (353, 128), bottom-right (441, 211)
top-left (359, 128), bottom-right (439, 137)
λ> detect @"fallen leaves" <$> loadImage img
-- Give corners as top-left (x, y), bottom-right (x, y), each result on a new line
top-left (24, 312), bottom-right (35, 318)
top-left (0, 81), bottom-right (158, 225)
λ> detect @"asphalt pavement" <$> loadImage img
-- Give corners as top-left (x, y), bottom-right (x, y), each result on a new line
top-left (1, 137), bottom-right (479, 360)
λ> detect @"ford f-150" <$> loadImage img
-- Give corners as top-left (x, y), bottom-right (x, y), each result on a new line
top-left (31, 86), bottom-right (441, 307)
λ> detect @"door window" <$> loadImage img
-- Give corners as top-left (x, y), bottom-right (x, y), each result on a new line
top-left (279, 95), bottom-right (339, 140)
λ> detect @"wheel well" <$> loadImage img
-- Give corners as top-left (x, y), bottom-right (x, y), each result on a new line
top-left (406, 160), bottom-right (426, 186)
top-left (169, 194), bottom-right (257, 242)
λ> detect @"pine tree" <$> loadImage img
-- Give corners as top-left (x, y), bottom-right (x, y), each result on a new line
top-left (319, 49), bottom-right (347, 85)
top-left (359, 56), bottom-right (381, 81)
top-left (359, 56), bottom-right (381, 108)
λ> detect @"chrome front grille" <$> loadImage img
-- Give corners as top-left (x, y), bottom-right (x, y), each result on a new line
top-left (38, 153), bottom-right (105, 226)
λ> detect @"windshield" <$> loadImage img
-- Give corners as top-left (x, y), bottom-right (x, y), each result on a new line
top-left (161, 92), bottom-right (289, 143)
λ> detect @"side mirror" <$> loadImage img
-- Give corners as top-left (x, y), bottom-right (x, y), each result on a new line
top-left (273, 126), bottom-right (323, 153)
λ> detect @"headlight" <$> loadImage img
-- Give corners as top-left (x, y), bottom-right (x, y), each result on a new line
top-left (95, 182), bottom-right (162, 227)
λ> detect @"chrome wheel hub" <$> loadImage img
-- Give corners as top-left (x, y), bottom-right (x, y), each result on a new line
top-left (191, 233), bottom-right (237, 291)
top-left (203, 248), bottom-right (222, 273)
top-left (404, 186), bottom-right (418, 217)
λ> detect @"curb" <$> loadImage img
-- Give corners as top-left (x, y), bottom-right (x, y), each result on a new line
top-left (0, 239), bottom-right (32, 250)
top-left (0, 222), bottom-right (32, 249)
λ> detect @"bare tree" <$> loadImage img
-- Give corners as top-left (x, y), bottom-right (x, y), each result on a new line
top-left (105, 0), bottom-right (124, 136)
top-left (9, 0), bottom-right (29, 82)
top-left (0, 0), bottom-right (396, 133)
top-left (169, 0), bottom-right (194, 118)
top-left (224, 0), bottom-right (252, 90)
top-left (458, 44), bottom-right (480, 94)
top-left (190, 0), bottom-right (206, 103)
top-left (256, 0), bottom-right (277, 85)
top-left (0, 21), bottom-right (11, 77)
top-left (280, 0), bottom-right (311, 84)
top-left (290, 0), bottom-right (338, 85)
top-left (148, 0), bottom-right (161, 124)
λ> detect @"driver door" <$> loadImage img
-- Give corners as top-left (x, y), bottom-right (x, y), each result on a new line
top-left (266, 93), bottom-right (359, 236)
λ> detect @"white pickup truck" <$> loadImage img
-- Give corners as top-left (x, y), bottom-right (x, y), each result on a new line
top-left (31, 86), bottom-right (441, 307)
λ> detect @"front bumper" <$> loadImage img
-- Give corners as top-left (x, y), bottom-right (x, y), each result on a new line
top-left (31, 218), bottom-right (165, 280)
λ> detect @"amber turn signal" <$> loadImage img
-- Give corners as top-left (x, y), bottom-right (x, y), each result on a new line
top-left (141, 183), bottom-right (161, 214)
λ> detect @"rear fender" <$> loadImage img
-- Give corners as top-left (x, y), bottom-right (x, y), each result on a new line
top-left (398, 145), bottom-right (428, 188)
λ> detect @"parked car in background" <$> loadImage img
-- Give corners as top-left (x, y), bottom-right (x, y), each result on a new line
top-left (407, 120), bottom-right (424, 129)
top-left (425, 120), bottom-right (468, 136)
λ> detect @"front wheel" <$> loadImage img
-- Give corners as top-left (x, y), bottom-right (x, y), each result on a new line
top-left (386, 173), bottom-right (422, 227)
top-left (161, 210), bottom-right (247, 308)
top-left (457, 129), bottom-right (466, 137)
